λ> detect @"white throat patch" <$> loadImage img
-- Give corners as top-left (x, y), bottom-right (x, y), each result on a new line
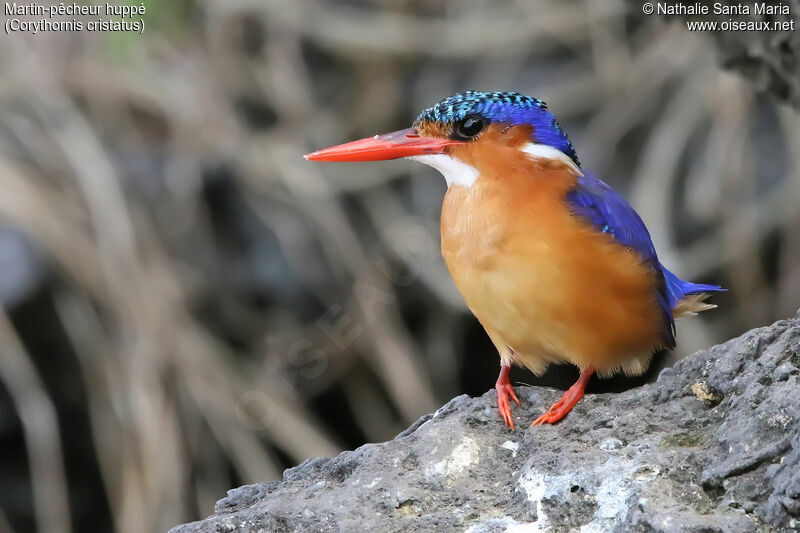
top-left (409, 154), bottom-right (479, 189)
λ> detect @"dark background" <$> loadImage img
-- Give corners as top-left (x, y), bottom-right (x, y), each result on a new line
top-left (0, 1), bottom-right (798, 532)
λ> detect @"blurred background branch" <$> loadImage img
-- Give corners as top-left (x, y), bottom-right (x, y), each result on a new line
top-left (0, 1), bottom-right (797, 532)
top-left (625, 0), bottom-right (800, 109)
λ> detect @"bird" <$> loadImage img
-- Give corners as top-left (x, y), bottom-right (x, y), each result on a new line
top-left (305, 90), bottom-right (724, 430)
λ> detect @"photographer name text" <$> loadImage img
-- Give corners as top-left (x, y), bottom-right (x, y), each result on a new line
top-left (657, 2), bottom-right (789, 16)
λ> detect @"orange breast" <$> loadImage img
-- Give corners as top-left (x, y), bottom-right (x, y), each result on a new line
top-left (440, 149), bottom-right (665, 376)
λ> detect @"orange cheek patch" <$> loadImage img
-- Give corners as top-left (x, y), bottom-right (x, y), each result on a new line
top-left (479, 123), bottom-right (534, 148)
top-left (445, 123), bottom-right (538, 175)
top-left (445, 124), bottom-right (576, 193)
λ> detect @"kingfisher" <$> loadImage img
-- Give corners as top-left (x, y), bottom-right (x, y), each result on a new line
top-left (305, 91), bottom-right (724, 430)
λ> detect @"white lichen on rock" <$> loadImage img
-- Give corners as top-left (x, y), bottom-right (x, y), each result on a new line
top-left (428, 436), bottom-right (480, 477)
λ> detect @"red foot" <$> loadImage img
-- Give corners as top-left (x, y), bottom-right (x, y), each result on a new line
top-left (531, 367), bottom-right (595, 427)
top-left (495, 365), bottom-right (520, 430)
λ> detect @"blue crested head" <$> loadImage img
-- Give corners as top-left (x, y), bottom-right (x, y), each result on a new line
top-left (414, 90), bottom-right (579, 166)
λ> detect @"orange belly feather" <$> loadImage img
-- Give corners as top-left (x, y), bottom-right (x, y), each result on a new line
top-left (441, 145), bottom-right (665, 377)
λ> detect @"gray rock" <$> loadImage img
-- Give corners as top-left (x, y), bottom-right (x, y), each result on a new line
top-left (171, 317), bottom-right (800, 532)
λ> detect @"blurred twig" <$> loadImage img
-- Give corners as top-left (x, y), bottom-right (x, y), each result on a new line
top-left (0, 310), bottom-right (71, 533)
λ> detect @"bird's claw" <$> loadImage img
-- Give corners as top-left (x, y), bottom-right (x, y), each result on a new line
top-left (496, 382), bottom-right (520, 430)
top-left (530, 409), bottom-right (560, 427)
top-left (532, 396), bottom-right (568, 425)
top-left (531, 397), bottom-right (575, 427)
top-left (530, 367), bottom-right (595, 428)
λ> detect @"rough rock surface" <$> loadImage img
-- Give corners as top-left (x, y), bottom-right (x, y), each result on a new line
top-left (172, 315), bottom-right (800, 532)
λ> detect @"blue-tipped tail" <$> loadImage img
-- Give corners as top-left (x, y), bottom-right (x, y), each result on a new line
top-left (660, 264), bottom-right (725, 310)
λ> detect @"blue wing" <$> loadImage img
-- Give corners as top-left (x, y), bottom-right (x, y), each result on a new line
top-left (566, 172), bottom-right (723, 348)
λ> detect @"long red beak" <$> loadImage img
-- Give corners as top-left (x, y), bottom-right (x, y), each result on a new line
top-left (304, 128), bottom-right (461, 162)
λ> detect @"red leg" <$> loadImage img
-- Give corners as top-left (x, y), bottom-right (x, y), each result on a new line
top-left (495, 364), bottom-right (521, 430)
top-left (531, 367), bottom-right (595, 427)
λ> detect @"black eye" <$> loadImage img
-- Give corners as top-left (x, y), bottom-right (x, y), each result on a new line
top-left (454, 115), bottom-right (486, 140)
